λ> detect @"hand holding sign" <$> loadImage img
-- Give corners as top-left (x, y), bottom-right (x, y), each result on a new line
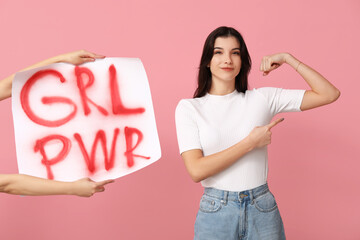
top-left (12, 57), bottom-right (161, 182)
top-left (246, 118), bottom-right (285, 148)
top-left (58, 50), bottom-right (106, 65)
top-left (72, 178), bottom-right (114, 197)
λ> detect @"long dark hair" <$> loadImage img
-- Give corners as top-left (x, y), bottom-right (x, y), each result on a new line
top-left (193, 26), bottom-right (252, 98)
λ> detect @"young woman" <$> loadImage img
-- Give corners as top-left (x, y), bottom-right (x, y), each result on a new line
top-left (0, 50), bottom-right (113, 197)
top-left (175, 27), bottom-right (340, 239)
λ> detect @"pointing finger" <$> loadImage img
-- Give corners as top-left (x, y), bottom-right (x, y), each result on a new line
top-left (96, 179), bottom-right (114, 187)
top-left (267, 118), bottom-right (285, 130)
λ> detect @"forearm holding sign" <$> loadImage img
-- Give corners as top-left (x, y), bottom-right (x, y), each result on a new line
top-left (0, 174), bottom-right (113, 197)
top-left (0, 50), bottom-right (113, 197)
top-left (0, 50), bottom-right (105, 101)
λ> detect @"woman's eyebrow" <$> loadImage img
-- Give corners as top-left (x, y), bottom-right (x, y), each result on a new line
top-left (213, 47), bottom-right (240, 50)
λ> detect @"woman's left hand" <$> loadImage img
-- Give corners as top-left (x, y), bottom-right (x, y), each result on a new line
top-left (260, 52), bottom-right (290, 76)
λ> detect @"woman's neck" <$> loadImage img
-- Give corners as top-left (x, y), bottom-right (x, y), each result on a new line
top-left (208, 79), bottom-right (235, 96)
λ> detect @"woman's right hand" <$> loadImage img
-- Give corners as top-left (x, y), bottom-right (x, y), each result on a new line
top-left (56, 50), bottom-right (105, 65)
top-left (246, 118), bottom-right (284, 148)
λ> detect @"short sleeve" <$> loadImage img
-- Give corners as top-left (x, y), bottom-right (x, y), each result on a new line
top-left (175, 100), bottom-right (202, 154)
top-left (255, 87), bottom-right (306, 115)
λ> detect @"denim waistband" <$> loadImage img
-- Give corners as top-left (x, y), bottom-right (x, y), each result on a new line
top-left (203, 183), bottom-right (269, 204)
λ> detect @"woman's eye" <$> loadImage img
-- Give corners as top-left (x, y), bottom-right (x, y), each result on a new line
top-left (233, 52), bottom-right (240, 55)
top-left (214, 51), bottom-right (222, 54)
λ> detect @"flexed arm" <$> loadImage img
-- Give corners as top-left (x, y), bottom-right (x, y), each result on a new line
top-left (0, 50), bottom-right (105, 101)
top-left (260, 53), bottom-right (340, 111)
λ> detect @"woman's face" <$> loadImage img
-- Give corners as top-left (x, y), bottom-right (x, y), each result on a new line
top-left (209, 36), bottom-right (241, 84)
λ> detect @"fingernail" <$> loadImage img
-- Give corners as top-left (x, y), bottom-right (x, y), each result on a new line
top-left (280, 118), bottom-right (285, 121)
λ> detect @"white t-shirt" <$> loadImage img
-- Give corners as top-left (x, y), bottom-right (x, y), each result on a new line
top-left (175, 87), bottom-right (305, 192)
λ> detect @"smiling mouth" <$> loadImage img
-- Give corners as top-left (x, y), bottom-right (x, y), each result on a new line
top-left (221, 68), bottom-right (234, 71)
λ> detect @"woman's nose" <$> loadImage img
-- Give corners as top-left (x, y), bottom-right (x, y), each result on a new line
top-left (224, 54), bottom-right (232, 64)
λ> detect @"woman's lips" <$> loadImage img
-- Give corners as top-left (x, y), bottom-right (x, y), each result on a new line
top-left (221, 67), bottom-right (234, 71)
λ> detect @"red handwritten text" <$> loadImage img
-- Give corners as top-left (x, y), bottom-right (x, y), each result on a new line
top-left (109, 64), bottom-right (145, 115)
top-left (124, 127), bottom-right (150, 167)
top-left (23, 65), bottom-right (150, 179)
top-left (20, 70), bottom-right (77, 127)
top-left (75, 66), bottom-right (108, 116)
top-left (74, 128), bottom-right (120, 173)
top-left (34, 135), bottom-right (71, 180)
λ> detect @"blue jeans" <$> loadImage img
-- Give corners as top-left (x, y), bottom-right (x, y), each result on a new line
top-left (194, 183), bottom-right (286, 240)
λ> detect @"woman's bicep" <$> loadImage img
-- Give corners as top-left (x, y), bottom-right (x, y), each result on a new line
top-left (300, 90), bottom-right (338, 111)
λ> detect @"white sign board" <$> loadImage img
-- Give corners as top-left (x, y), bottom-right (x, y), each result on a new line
top-left (12, 58), bottom-right (161, 181)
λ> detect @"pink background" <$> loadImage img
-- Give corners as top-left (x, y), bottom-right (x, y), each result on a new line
top-left (0, 0), bottom-right (359, 239)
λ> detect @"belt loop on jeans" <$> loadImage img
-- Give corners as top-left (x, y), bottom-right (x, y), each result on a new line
top-left (221, 191), bottom-right (228, 205)
top-left (249, 190), bottom-right (255, 205)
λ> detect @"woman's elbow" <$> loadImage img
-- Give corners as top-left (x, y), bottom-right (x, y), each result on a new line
top-left (186, 168), bottom-right (205, 183)
top-left (191, 175), bottom-right (203, 183)
top-left (334, 89), bottom-right (341, 101)
top-left (328, 88), bottom-right (341, 103)
top-left (188, 171), bottom-right (202, 183)
top-left (183, 155), bottom-right (206, 183)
